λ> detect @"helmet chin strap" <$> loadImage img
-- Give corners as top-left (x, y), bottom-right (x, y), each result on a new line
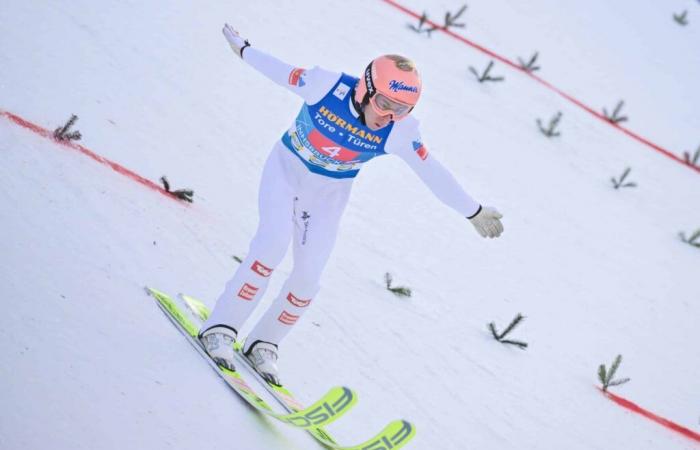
top-left (351, 92), bottom-right (367, 126)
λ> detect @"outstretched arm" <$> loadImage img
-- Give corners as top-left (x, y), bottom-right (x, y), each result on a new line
top-left (387, 122), bottom-right (504, 238)
top-left (221, 23), bottom-right (338, 104)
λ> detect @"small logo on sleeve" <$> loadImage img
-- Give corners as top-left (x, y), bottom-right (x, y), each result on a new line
top-left (288, 68), bottom-right (307, 87)
top-left (412, 140), bottom-right (429, 160)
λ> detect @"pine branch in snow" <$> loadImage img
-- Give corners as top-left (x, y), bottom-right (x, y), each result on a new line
top-left (598, 354), bottom-right (630, 392)
top-left (443, 4), bottom-right (468, 29)
top-left (499, 314), bottom-right (525, 337)
top-left (407, 5), bottom-right (467, 37)
top-left (488, 313), bottom-right (528, 349)
top-left (407, 12), bottom-right (437, 37)
top-left (469, 61), bottom-right (505, 83)
top-left (518, 52), bottom-right (541, 73)
top-left (160, 176), bottom-right (194, 202)
top-left (384, 273), bottom-right (412, 298)
top-left (678, 229), bottom-right (700, 248)
top-left (417, 11), bottom-right (428, 29)
top-left (603, 100), bottom-right (628, 124)
top-left (53, 114), bottom-right (82, 141)
top-left (683, 145), bottom-right (700, 167)
top-left (673, 10), bottom-right (689, 26)
top-left (536, 111), bottom-right (562, 137)
top-left (160, 176), bottom-right (171, 192)
top-left (611, 167), bottom-right (637, 189)
top-left (174, 189), bottom-right (195, 202)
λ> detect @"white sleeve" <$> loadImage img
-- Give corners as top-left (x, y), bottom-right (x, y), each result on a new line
top-left (241, 47), bottom-right (340, 104)
top-left (385, 118), bottom-right (481, 218)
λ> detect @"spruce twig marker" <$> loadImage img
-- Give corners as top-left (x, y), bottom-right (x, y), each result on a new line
top-left (443, 5), bottom-right (467, 30)
top-left (683, 145), bottom-right (700, 167)
top-left (407, 12), bottom-right (437, 37)
top-left (536, 111), bottom-right (562, 137)
top-left (384, 273), bottom-right (412, 298)
top-left (408, 5), bottom-right (467, 36)
top-left (679, 229), bottom-right (700, 248)
top-left (603, 100), bottom-right (628, 124)
top-left (518, 52), bottom-right (541, 73)
top-left (598, 354), bottom-right (630, 392)
top-left (673, 10), bottom-right (689, 26)
top-left (53, 114), bottom-right (82, 141)
top-left (611, 167), bottom-right (637, 189)
top-left (469, 61), bottom-right (505, 83)
top-left (160, 176), bottom-right (194, 203)
top-left (488, 313), bottom-right (528, 349)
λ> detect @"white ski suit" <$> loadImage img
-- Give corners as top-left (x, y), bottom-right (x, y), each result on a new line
top-left (203, 46), bottom-right (482, 350)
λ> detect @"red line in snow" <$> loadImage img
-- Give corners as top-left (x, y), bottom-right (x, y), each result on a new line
top-left (0, 109), bottom-right (184, 203)
top-left (600, 388), bottom-right (700, 443)
top-left (379, 0), bottom-right (700, 175)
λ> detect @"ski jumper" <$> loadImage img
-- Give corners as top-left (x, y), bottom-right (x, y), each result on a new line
top-left (203, 47), bottom-right (481, 350)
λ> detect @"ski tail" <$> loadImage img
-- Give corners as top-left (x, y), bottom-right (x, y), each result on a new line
top-left (343, 420), bottom-right (416, 450)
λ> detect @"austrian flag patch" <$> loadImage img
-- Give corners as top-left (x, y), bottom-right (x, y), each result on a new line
top-left (278, 310), bottom-right (299, 325)
top-left (237, 283), bottom-right (258, 301)
top-left (251, 260), bottom-right (273, 277)
top-left (412, 140), bottom-right (429, 161)
top-left (288, 68), bottom-right (306, 87)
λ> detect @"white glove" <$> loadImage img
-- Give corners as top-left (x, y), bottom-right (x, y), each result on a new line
top-left (468, 206), bottom-right (504, 238)
top-left (222, 23), bottom-right (250, 58)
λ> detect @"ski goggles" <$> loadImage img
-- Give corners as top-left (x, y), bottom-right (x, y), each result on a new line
top-left (369, 92), bottom-right (413, 119)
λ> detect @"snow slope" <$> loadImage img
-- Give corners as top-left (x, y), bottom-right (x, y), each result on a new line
top-left (1, 1), bottom-right (699, 449)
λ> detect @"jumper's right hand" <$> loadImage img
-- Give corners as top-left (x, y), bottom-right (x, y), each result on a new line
top-left (222, 23), bottom-right (249, 58)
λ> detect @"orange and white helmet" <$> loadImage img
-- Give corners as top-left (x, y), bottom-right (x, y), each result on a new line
top-left (354, 54), bottom-right (422, 122)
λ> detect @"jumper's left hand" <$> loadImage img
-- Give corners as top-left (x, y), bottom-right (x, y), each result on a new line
top-left (468, 206), bottom-right (504, 238)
